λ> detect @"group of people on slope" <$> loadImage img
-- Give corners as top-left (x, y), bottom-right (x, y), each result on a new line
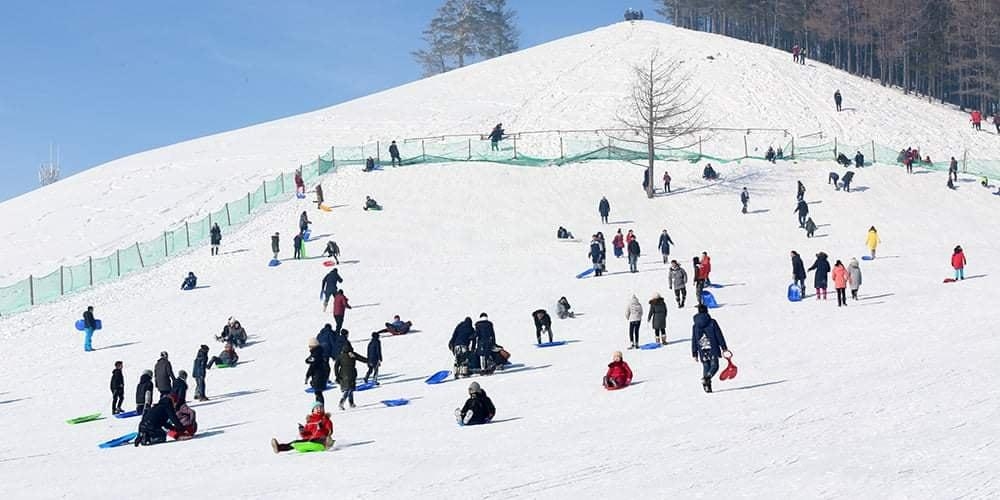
top-left (792, 251), bottom-right (863, 306)
top-left (448, 314), bottom-right (510, 378)
top-left (307, 325), bottom-right (381, 411)
top-left (132, 351), bottom-right (198, 445)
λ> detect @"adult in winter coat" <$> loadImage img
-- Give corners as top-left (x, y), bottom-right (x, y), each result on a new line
top-left (315, 184), bottom-right (324, 209)
top-left (663, 170), bottom-right (672, 192)
top-left (834, 90), bottom-right (843, 112)
top-left (598, 197), bottom-right (610, 224)
top-left (627, 237), bottom-right (641, 273)
top-left (832, 260), bottom-right (849, 307)
top-left (271, 232), bottom-right (280, 260)
top-left (797, 180), bottom-right (806, 201)
top-left (740, 188), bottom-right (750, 214)
top-left (321, 268), bottom-right (343, 311)
top-left (693, 257), bottom-right (707, 305)
top-left (458, 382), bottom-right (495, 425)
top-left (589, 235), bottom-right (604, 277)
top-left (192, 345), bottom-right (210, 401)
top-left (271, 402), bottom-right (334, 453)
top-left (556, 297), bottom-right (574, 319)
top-left (332, 290), bottom-right (351, 334)
top-left (210, 223), bottom-right (221, 256)
top-left (841, 171), bottom-right (855, 192)
top-left (293, 233), bottom-right (303, 260)
top-left (136, 394), bottom-right (183, 446)
top-left (334, 345), bottom-right (368, 410)
top-left (951, 245), bottom-right (967, 280)
top-left (323, 241), bottom-right (341, 264)
top-left (154, 352), bottom-right (175, 397)
top-left (364, 333), bottom-right (382, 384)
top-left (474, 314), bottom-right (498, 372)
top-left (181, 272), bottom-right (198, 290)
top-left (805, 217), bottom-right (817, 238)
top-left (854, 151), bottom-right (865, 168)
top-left (389, 140), bottom-right (401, 166)
top-left (305, 338), bottom-right (331, 404)
top-left (171, 371), bottom-right (189, 406)
top-left (110, 361), bottom-right (125, 415)
top-left (488, 124), bottom-right (504, 151)
top-left (625, 295), bottom-right (643, 349)
top-left (82, 305), bottom-right (97, 352)
top-left (971, 110), bottom-right (982, 131)
top-left (603, 351), bottom-right (633, 389)
top-left (299, 211), bottom-right (311, 235)
top-left (167, 403), bottom-right (198, 441)
top-left (949, 157), bottom-right (959, 182)
top-left (647, 294), bottom-right (668, 345)
top-left (449, 317), bottom-right (476, 378)
top-left (668, 260), bottom-right (688, 308)
top-left (794, 199), bottom-right (809, 227)
top-left (791, 251), bottom-right (807, 292)
top-left (294, 169), bottom-right (305, 195)
top-left (847, 258), bottom-right (862, 300)
top-left (807, 252), bottom-right (831, 300)
top-left (317, 323), bottom-right (341, 360)
top-left (691, 304), bottom-right (729, 393)
top-left (700, 252), bottom-right (713, 286)
top-left (612, 230), bottom-right (625, 258)
top-left (135, 369), bottom-right (154, 415)
top-left (532, 309), bottom-right (553, 344)
top-left (866, 226), bottom-right (880, 258)
top-left (657, 230), bottom-right (674, 264)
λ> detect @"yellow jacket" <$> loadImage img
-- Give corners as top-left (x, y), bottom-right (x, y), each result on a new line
top-left (866, 230), bottom-right (880, 250)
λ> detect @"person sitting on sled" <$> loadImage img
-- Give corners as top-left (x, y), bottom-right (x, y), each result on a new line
top-left (271, 401), bottom-right (334, 453)
top-left (135, 394), bottom-right (183, 446)
top-left (363, 196), bottom-right (381, 211)
top-left (166, 401), bottom-right (198, 440)
top-left (181, 272), bottom-right (197, 290)
top-left (209, 342), bottom-right (239, 368)
top-left (603, 351), bottom-right (633, 389)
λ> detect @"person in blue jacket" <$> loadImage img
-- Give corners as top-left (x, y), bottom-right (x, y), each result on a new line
top-left (364, 332), bottom-right (382, 385)
top-left (181, 272), bottom-right (198, 290)
top-left (82, 305), bottom-right (97, 352)
top-left (588, 235), bottom-right (604, 277)
top-left (316, 323), bottom-right (341, 361)
top-left (691, 304), bottom-right (729, 393)
top-left (657, 229), bottom-right (674, 264)
top-left (807, 251), bottom-right (831, 300)
top-left (598, 197), bottom-right (610, 224)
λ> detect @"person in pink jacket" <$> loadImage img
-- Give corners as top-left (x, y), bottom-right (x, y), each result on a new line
top-left (831, 260), bottom-right (849, 307)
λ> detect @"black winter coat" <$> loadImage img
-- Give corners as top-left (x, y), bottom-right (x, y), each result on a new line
top-left (691, 312), bottom-right (728, 360)
top-left (154, 358), bottom-right (175, 394)
top-left (460, 391), bottom-right (496, 425)
top-left (794, 200), bottom-right (809, 215)
top-left (627, 239), bottom-right (641, 257)
top-left (598, 199), bottom-right (610, 216)
top-left (192, 348), bottom-right (209, 378)
top-left (111, 368), bottom-right (124, 392)
top-left (449, 318), bottom-right (475, 350)
top-left (210, 225), bottom-right (222, 245)
top-left (367, 338), bottom-right (382, 366)
top-left (658, 233), bottom-right (674, 254)
top-left (388, 143), bottom-right (400, 158)
top-left (532, 310), bottom-right (551, 330)
top-left (792, 254), bottom-right (806, 280)
top-left (271, 235), bottom-right (279, 254)
top-left (317, 325), bottom-right (340, 360)
top-left (334, 350), bottom-right (369, 389)
top-left (647, 297), bottom-right (668, 329)
top-left (138, 395), bottom-right (182, 433)
top-left (322, 270), bottom-right (343, 295)
top-left (808, 255), bottom-right (831, 288)
top-left (305, 346), bottom-right (330, 391)
top-left (171, 378), bottom-right (188, 405)
top-left (136, 373), bottom-right (154, 407)
top-left (474, 319), bottom-right (497, 354)
top-left (83, 310), bottom-right (97, 329)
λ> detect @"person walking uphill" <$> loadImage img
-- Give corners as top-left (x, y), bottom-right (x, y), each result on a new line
top-left (210, 223), bottom-right (221, 256)
top-left (154, 352), bottom-right (175, 397)
top-left (648, 293), bottom-right (668, 345)
top-left (658, 229), bottom-right (674, 264)
top-left (627, 235), bottom-right (641, 273)
top-left (598, 197), bottom-right (610, 224)
top-left (192, 345), bottom-right (210, 402)
top-left (669, 260), bottom-right (688, 308)
top-left (834, 89), bottom-right (843, 112)
top-left (110, 361), bottom-right (125, 415)
top-left (808, 252), bottom-right (831, 300)
top-left (332, 289), bottom-right (351, 334)
top-left (832, 260), bottom-right (849, 307)
top-left (848, 258), bottom-right (862, 299)
top-left (866, 226), bottom-right (880, 259)
top-left (691, 304), bottom-right (729, 393)
top-left (794, 199), bottom-right (809, 228)
top-left (82, 305), bottom-right (97, 352)
top-left (321, 267), bottom-right (343, 312)
top-left (334, 345), bottom-right (368, 410)
top-left (951, 245), bottom-right (967, 280)
top-left (740, 187), bottom-right (750, 214)
top-left (363, 332), bottom-right (382, 385)
top-left (791, 250), bottom-right (807, 293)
top-left (625, 295), bottom-right (643, 349)
top-left (305, 337), bottom-right (330, 404)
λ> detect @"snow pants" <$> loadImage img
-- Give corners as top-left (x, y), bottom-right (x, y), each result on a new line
top-left (194, 376), bottom-right (206, 399)
top-left (701, 356), bottom-right (720, 380)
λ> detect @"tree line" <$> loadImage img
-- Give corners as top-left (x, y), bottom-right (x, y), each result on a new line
top-left (655, 0), bottom-right (999, 113)
top-left (413, 0), bottom-right (518, 77)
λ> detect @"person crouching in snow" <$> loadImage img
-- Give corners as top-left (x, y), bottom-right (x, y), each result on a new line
top-left (556, 297), bottom-right (574, 319)
top-left (363, 196), bottom-right (381, 211)
top-left (135, 394), bottom-right (183, 446)
top-left (603, 351), bottom-right (633, 389)
top-left (271, 402), bottom-right (334, 453)
top-left (457, 382), bottom-right (495, 425)
top-left (532, 309), bottom-right (553, 344)
top-left (181, 272), bottom-right (198, 290)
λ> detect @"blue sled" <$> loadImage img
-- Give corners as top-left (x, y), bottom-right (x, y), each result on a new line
top-left (305, 382), bottom-right (336, 393)
top-left (268, 259), bottom-right (281, 267)
top-left (296, 193), bottom-right (306, 199)
top-left (707, 283), bottom-right (724, 289)
top-left (700, 290), bottom-right (719, 308)
top-left (355, 381), bottom-right (376, 392)
top-left (114, 410), bottom-right (139, 419)
top-left (861, 255), bottom-right (874, 261)
top-left (381, 399), bottom-right (409, 407)
top-left (99, 432), bottom-right (139, 449)
top-left (302, 229), bottom-right (311, 241)
top-left (536, 341), bottom-right (567, 348)
top-left (639, 342), bottom-right (662, 350)
top-left (576, 268), bottom-right (596, 279)
top-left (75, 319), bottom-right (102, 331)
top-left (787, 283), bottom-right (802, 302)
top-left (425, 370), bottom-right (450, 384)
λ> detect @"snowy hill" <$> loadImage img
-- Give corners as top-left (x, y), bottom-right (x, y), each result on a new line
top-left (2, 20), bottom-right (998, 283)
top-left (1, 20), bottom-right (1000, 499)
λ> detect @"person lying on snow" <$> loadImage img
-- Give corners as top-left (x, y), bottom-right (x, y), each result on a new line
top-left (603, 351), bottom-right (633, 389)
top-left (376, 315), bottom-right (412, 335)
top-left (556, 226), bottom-right (575, 239)
top-left (363, 196), bottom-right (381, 211)
top-left (166, 401), bottom-right (198, 440)
top-left (457, 382), bottom-right (495, 425)
top-left (181, 272), bottom-right (197, 290)
top-left (271, 402), bottom-right (334, 453)
top-left (136, 394), bottom-right (183, 446)
top-left (209, 342), bottom-right (239, 368)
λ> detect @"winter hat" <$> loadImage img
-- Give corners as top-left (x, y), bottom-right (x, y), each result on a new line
top-left (341, 329), bottom-right (349, 337)
top-left (178, 370), bottom-right (188, 380)
top-left (312, 401), bottom-right (324, 412)
top-left (143, 369), bottom-right (153, 377)
top-left (160, 351), bottom-right (168, 359)
top-left (468, 381), bottom-right (481, 394)
top-left (308, 337), bottom-right (320, 348)
top-left (480, 313), bottom-right (488, 319)
top-left (200, 344), bottom-right (209, 351)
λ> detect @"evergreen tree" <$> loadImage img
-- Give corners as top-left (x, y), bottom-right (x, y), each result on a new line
top-left (413, 0), bottom-right (519, 77)
top-left (478, 0), bottom-right (519, 59)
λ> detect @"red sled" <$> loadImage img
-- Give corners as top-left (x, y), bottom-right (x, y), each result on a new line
top-left (943, 278), bottom-right (956, 283)
top-left (718, 352), bottom-right (738, 381)
top-left (322, 260), bottom-right (335, 267)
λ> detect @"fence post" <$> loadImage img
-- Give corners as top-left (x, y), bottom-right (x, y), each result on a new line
top-left (608, 137), bottom-right (613, 159)
top-left (421, 140), bottom-right (426, 161)
top-left (513, 136), bottom-right (517, 159)
top-left (560, 137), bottom-right (564, 159)
top-left (743, 136), bottom-right (749, 158)
top-left (791, 137), bottom-right (795, 158)
top-left (89, 256), bottom-right (93, 286)
top-left (698, 136), bottom-right (702, 159)
top-left (60, 266), bottom-right (64, 295)
top-left (209, 213), bottom-right (213, 228)
top-left (871, 140), bottom-right (876, 163)
top-left (116, 250), bottom-right (121, 277)
top-left (185, 221), bottom-right (190, 247)
top-left (225, 203), bottom-right (232, 226)
top-left (281, 173), bottom-right (285, 193)
top-left (164, 231), bottom-right (169, 257)
top-left (248, 192), bottom-right (251, 214)
top-left (136, 242), bottom-right (144, 268)
top-left (468, 139), bottom-right (472, 160)
top-left (29, 275), bottom-right (34, 306)
top-left (262, 181), bottom-right (268, 203)
top-left (377, 141), bottom-right (381, 163)
top-left (331, 146), bottom-right (335, 166)
top-left (963, 150), bottom-right (968, 173)
top-left (834, 137), bottom-right (838, 157)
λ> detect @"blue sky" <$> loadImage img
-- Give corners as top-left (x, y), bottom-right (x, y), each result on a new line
top-left (0, 1), bottom-right (660, 201)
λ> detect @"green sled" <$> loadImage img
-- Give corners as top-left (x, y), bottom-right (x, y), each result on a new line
top-left (67, 413), bottom-right (102, 424)
top-left (291, 441), bottom-right (331, 453)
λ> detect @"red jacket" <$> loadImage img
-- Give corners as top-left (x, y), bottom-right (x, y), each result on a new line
top-left (333, 294), bottom-right (351, 316)
top-left (971, 111), bottom-right (982, 124)
top-left (605, 360), bottom-right (633, 386)
top-left (701, 255), bottom-right (712, 276)
top-left (299, 412), bottom-right (333, 440)
top-left (952, 251), bottom-right (966, 269)
top-left (626, 232), bottom-right (635, 244)
top-left (612, 234), bottom-right (624, 249)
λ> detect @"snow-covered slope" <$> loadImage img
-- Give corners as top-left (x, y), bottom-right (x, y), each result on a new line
top-left (3, 20), bottom-right (998, 283)
top-left (1, 157), bottom-right (999, 498)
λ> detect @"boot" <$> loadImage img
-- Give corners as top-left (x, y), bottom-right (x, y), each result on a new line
top-left (271, 438), bottom-right (279, 454)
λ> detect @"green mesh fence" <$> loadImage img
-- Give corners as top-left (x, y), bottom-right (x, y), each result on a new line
top-left (5, 132), bottom-right (998, 316)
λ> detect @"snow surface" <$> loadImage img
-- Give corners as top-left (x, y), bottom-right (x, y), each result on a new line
top-left (2, 20), bottom-right (998, 283)
top-left (2, 20), bottom-right (1000, 499)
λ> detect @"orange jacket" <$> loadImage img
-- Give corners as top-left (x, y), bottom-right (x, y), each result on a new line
top-left (832, 265), bottom-right (849, 289)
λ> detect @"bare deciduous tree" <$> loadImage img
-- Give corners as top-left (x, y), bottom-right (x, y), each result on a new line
top-left (616, 52), bottom-right (705, 198)
top-left (38, 162), bottom-right (60, 187)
